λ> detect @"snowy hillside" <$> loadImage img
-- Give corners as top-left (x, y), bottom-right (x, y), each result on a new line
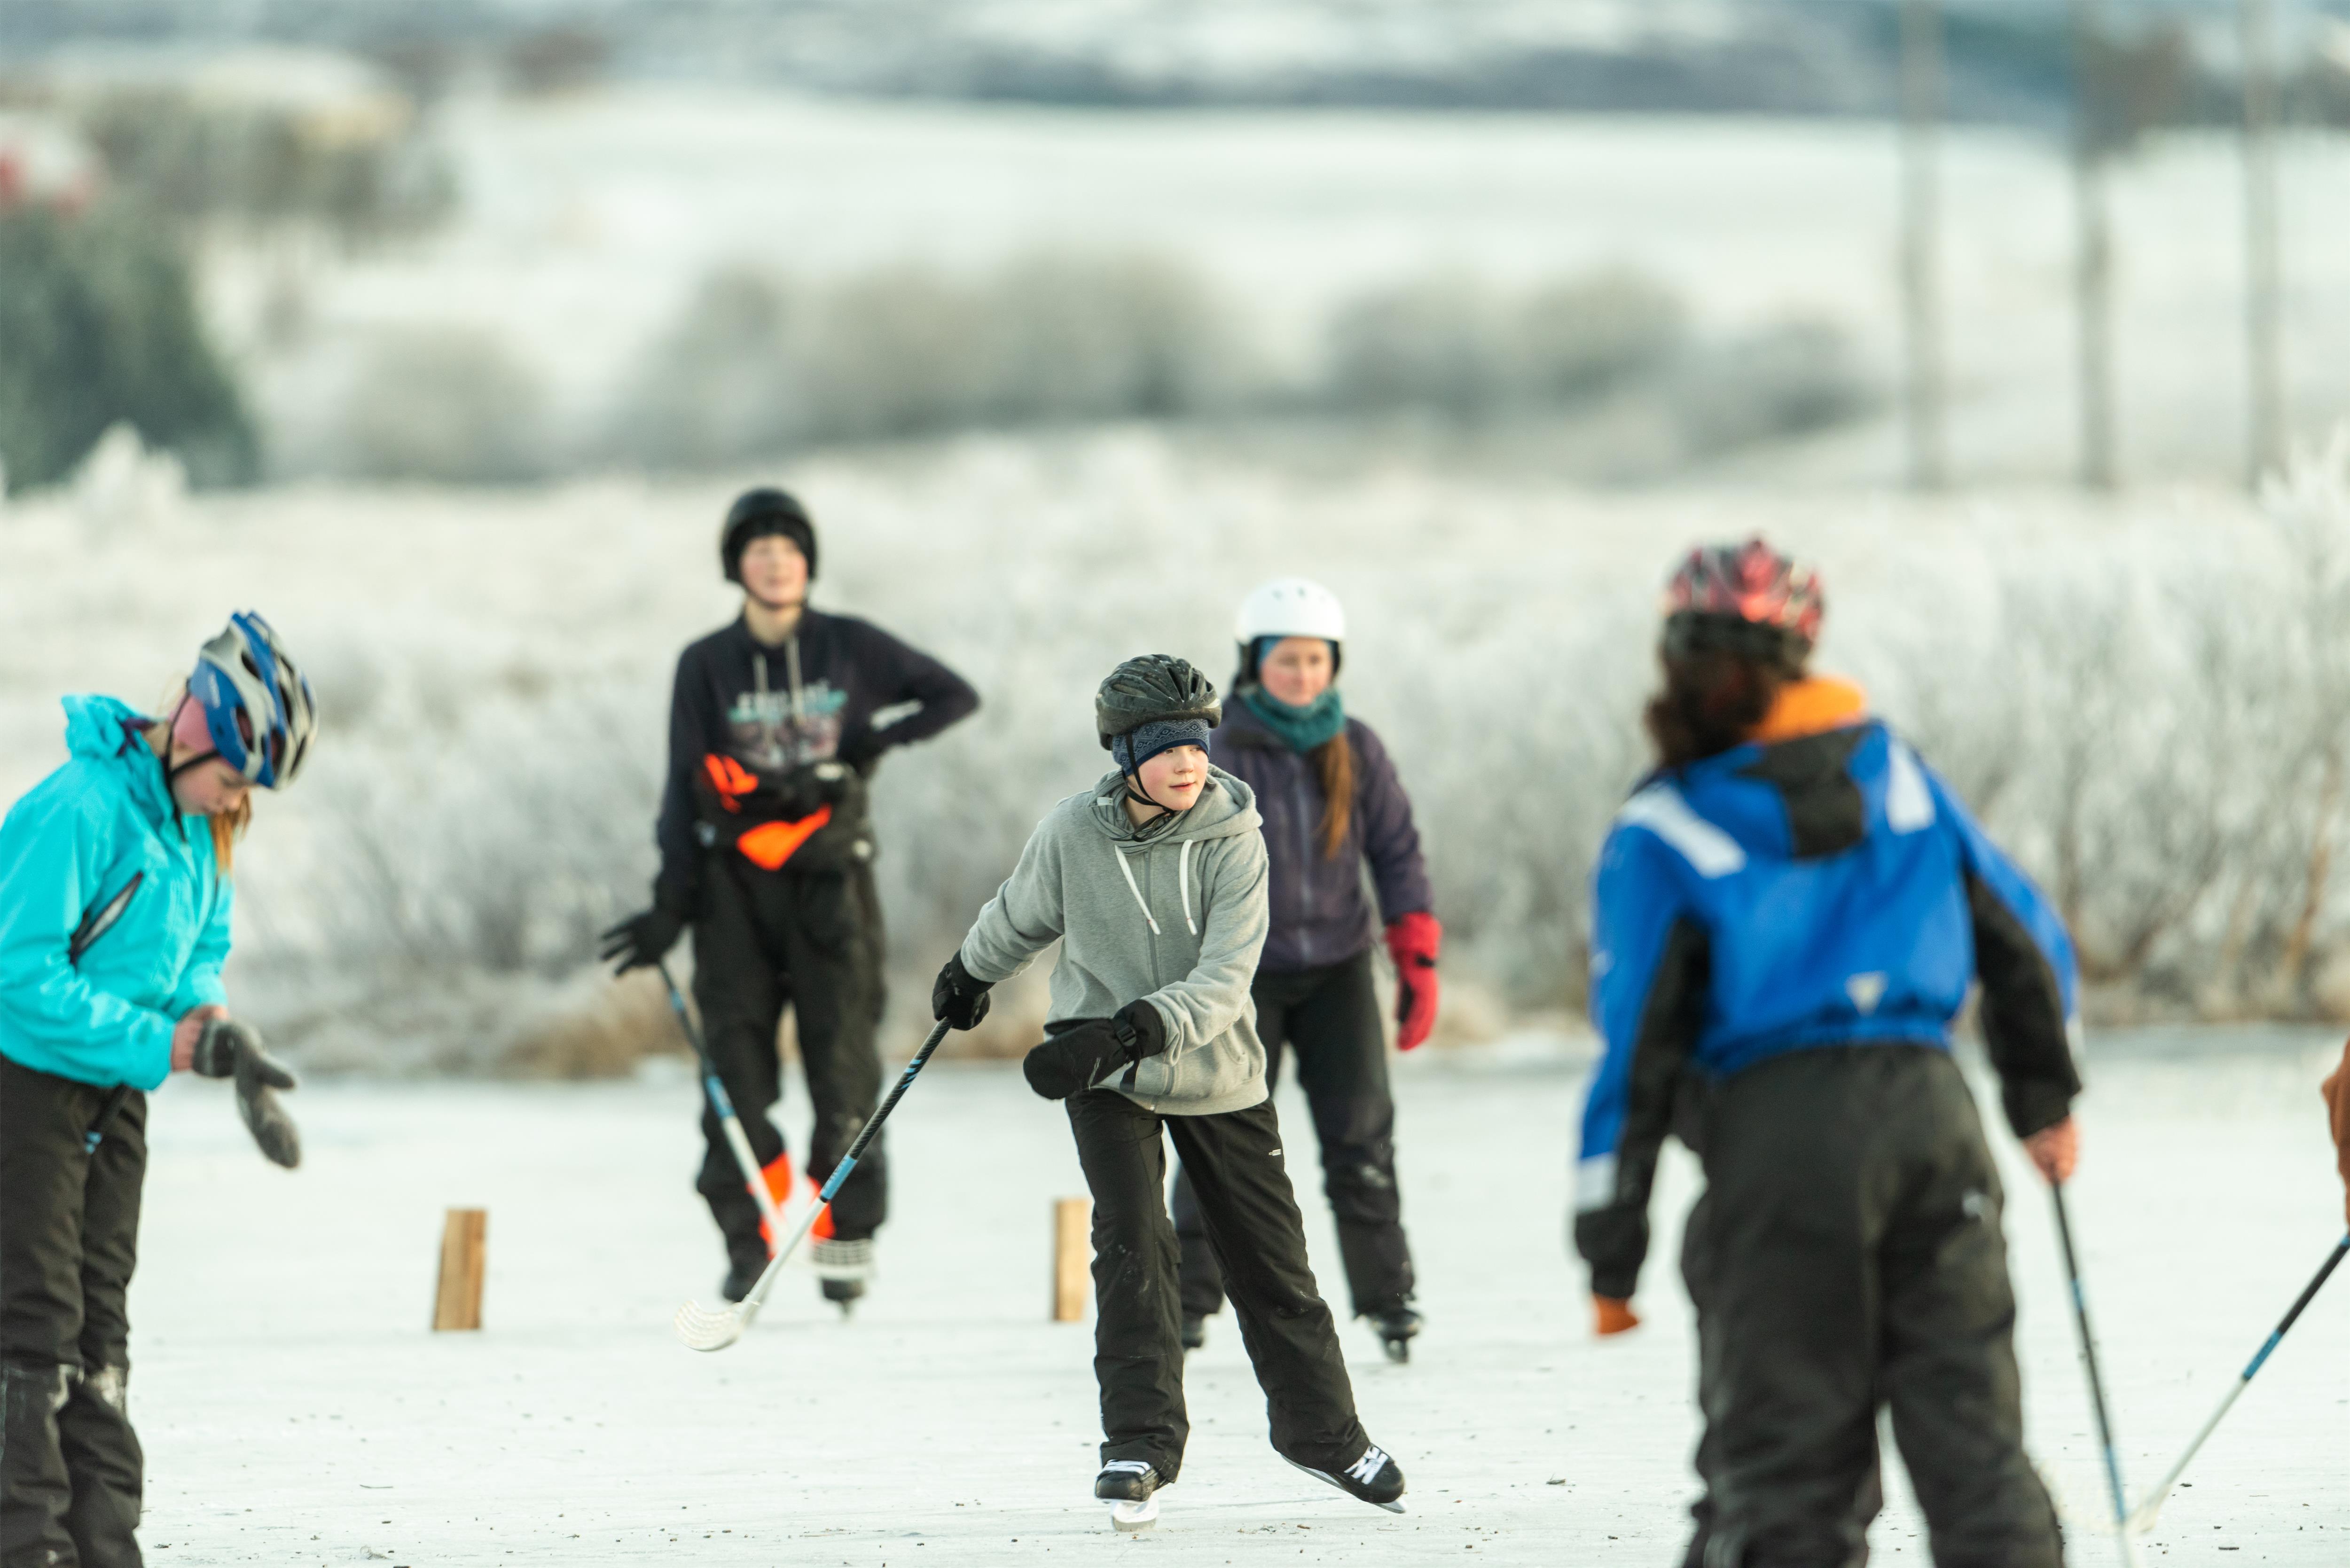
top-left (197, 88), bottom-right (2350, 490)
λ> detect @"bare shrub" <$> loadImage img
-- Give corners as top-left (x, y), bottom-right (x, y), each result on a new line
top-left (1326, 272), bottom-right (1516, 418)
top-left (1673, 320), bottom-right (1875, 451)
top-left (615, 251), bottom-right (1248, 467)
top-left (341, 328), bottom-right (548, 483)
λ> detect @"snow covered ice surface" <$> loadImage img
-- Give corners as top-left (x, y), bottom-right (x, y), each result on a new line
top-left (131, 1028), bottom-right (2348, 1564)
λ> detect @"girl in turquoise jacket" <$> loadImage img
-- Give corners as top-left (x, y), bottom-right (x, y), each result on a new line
top-left (0, 612), bottom-right (315, 1568)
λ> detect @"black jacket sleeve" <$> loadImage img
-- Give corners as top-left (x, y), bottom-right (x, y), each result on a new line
top-left (1573, 917), bottom-right (1710, 1301)
top-left (838, 620), bottom-right (979, 768)
top-left (652, 646), bottom-right (714, 917)
top-left (1964, 870), bottom-right (2083, 1138)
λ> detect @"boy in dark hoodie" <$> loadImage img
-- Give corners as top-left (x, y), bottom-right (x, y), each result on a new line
top-left (930, 655), bottom-right (1406, 1526)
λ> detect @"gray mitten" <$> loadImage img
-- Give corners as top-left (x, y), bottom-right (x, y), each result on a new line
top-left (192, 1017), bottom-right (303, 1169)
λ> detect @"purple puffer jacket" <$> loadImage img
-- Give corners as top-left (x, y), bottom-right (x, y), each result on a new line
top-left (1210, 696), bottom-right (1432, 974)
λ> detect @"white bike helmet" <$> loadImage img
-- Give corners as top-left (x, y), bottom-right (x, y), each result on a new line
top-left (188, 612), bottom-right (317, 789)
top-left (1235, 578), bottom-right (1346, 682)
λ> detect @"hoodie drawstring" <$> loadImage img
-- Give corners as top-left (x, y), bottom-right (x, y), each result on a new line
top-left (1177, 840), bottom-right (1197, 936)
top-left (1115, 848), bottom-right (1162, 936)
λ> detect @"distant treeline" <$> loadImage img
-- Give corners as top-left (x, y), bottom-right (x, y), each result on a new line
top-left (7, 1), bottom-right (2350, 129)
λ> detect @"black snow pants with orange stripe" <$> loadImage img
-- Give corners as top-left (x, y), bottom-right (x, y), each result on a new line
top-left (691, 852), bottom-right (887, 1274)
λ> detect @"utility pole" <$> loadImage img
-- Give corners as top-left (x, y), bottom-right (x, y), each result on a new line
top-left (2071, 0), bottom-right (2117, 491)
top-left (2241, 0), bottom-right (2287, 487)
top-left (1899, 0), bottom-right (1948, 489)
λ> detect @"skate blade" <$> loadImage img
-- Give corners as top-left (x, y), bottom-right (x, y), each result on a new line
top-left (674, 1298), bottom-right (747, 1352)
top-left (1380, 1338), bottom-right (1411, 1364)
top-left (1109, 1497), bottom-right (1159, 1532)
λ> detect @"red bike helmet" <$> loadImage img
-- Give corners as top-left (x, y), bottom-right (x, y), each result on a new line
top-left (1660, 536), bottom-right (1824, 672)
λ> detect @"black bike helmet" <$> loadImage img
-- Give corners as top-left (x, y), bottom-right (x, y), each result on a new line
top-left (1096, 655), bottom-right (1221, 750)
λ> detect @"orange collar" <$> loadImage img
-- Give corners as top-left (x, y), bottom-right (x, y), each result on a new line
top-left (1747, 676), bottom-right (1869, 745)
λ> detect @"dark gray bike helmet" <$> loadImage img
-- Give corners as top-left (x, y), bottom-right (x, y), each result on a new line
top-left (1096, 655), bottom-right (1221, 750)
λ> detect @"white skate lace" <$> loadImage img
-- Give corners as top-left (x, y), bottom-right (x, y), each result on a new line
top-left (809, 1238), bottom-right (874, 1280)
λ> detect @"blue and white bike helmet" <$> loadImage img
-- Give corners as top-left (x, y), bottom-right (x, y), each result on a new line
top-left (187, 612), bottom-right (317, 789)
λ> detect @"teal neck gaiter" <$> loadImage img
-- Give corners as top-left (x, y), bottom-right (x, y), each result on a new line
top-left (1241, 684), bottom-right (1347, 754)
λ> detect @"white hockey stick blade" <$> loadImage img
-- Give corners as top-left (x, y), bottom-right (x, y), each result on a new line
top-left (674, 1296), bottom-right (748, 1352)
top-left (674, 1197), bottom-right (829, 1350)
top-left (1109, 1497), bottom-right (1159, 1532)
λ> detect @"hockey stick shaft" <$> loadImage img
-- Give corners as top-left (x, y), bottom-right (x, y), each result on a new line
top-left (657, 961), bottom-right (787, 1240)
top-left (728, 1016), bottom-right (955, 1321)
top-left (2130, 1234), bottom-right (2350, 1529)
top-left (2052, 1183), bottom-right (2138, 1565)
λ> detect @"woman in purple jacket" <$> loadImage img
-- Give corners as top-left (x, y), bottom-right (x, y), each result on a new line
top-left (1171, 579), bottom-right (1440, 1364)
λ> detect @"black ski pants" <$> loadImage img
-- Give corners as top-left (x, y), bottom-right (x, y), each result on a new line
top-left (0, 1056), bottom-right (146, 1568)
top-left (1169, 950), bottom-right (1414, 1319)
top-left (691, 855), bottom-right (887, 1269)
top-left (1066, 1089), bottom-right (1367, 1482)
top-left (1676, 1046), bottom-right (2063, 1568)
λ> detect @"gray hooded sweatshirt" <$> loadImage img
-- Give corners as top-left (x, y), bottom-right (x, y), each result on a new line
top-left (958, 768), bottom-right (1270, 1115)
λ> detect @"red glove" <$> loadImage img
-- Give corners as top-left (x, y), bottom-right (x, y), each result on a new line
top-left (1385, 911), bottom-right (1441, 1051)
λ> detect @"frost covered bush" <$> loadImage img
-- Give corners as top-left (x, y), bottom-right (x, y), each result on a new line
top-left (339, 327), bottom-right (549, 484)
top-left (6, 428), bottom-right (2347, 1074)
top-left (1326, 267), bottom-right (1685, 418)
top-left (615, 253), bottom-right (1246, 467)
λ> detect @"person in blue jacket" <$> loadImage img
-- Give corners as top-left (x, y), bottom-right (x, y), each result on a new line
top-left (0, 612), bottom-right (315, 1568)
top-left (1573, 541), bottom-right (2082, 1568)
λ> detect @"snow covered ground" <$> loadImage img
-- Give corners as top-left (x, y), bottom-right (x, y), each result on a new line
top-left (129, 1026), bottom-right (2350, 1564)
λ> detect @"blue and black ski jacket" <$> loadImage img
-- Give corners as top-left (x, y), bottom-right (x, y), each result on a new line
top-left (1572, 678), bottom-right (2081, 1299)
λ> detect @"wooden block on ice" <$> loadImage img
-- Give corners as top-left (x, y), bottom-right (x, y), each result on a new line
top-left (431, 1208), bottom-right (487, 1332)
top-left (1052, 1197), bottom-right (1092, 1322)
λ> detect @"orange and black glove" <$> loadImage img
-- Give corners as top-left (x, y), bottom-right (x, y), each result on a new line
top-left (2323, 1037), bottom-right (2350, 1230)
top-left (1385, 911), bottom-right (1441, 1052)
top-left (1593, 1297), bottom-right (1641, 1337)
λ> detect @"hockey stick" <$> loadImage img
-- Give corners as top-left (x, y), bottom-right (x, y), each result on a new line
top-left (674, 1016), bottom-right (954, 1351)
top-left (2052, 1182), bottom-right (2143, 1567)
top-left (656, 961), bottom-right (788, 1245)
top-left (2124, 1233), bottom-right (2350, 1533)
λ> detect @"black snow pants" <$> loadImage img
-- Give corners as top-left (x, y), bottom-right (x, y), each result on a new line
top-left (0, 1056), bottom-right (146, 1568)
top-left (1169, 950), bottom-right (1414, 1319)
top-left (690, 854), bottom-right (887, 1272)
top-left (1066, 1089), bottom-right (1367, 1482)
top-left (1677, 1046), bottom-right (2063, 1568)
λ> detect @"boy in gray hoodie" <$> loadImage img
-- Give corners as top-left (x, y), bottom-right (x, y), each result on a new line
top-left (932, 655), bottom-right (1406, 1522)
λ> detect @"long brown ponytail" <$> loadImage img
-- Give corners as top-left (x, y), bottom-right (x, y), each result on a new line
top-left (1309, 729), bottom-right (1354, 860)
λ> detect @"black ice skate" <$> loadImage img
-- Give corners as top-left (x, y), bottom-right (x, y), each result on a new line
top-left (812, 1237), bottom-right (872, 1317)
top-left (719, 1257), bottom-right (765, 1304)
top-left (1371, 1303), bottom-right (1423, 1364)
top-left (1285, 1442), bottom-right (1406, 1513)
top-left (1095, 1459), bottom-right (1163, 1531)
top-left (1180, 1313), bottom-right (1207, 1351)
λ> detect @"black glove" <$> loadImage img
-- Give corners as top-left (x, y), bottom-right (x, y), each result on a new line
top-left (1021, 1002), bottom-right (1166, 1101)
top-left (599, 906), bottom-right (685, 975)
top-left (192, 1017), bottom-right (301, 1169)
top-left (932, 951), bottom-right (993, 1030)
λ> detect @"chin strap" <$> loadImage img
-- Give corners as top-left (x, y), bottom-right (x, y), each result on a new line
top-left (1122, 772), bottom-right (1173, 818)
